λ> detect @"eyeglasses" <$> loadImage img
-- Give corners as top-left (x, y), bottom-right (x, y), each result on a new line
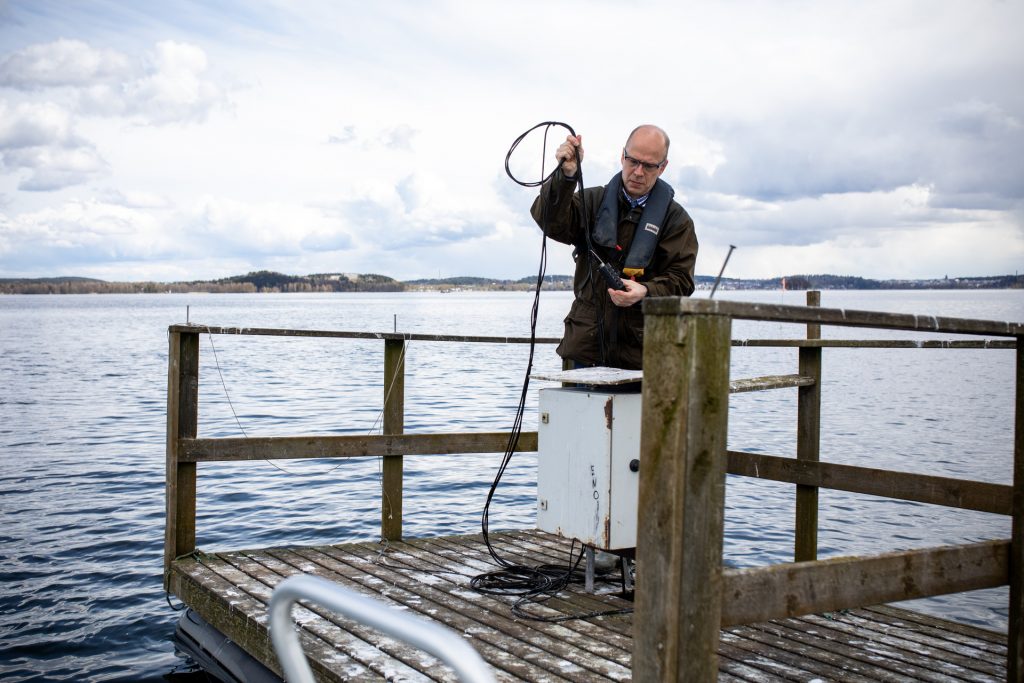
top-left (623, 149), bottom-right (666, 173)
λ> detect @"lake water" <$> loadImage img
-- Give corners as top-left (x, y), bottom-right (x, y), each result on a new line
top-left (0, 289), bottom-right (1021, 681)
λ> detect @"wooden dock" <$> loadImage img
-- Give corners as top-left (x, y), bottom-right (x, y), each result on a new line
top-left (169, 529), bottom-right (1007, 682)
top-left (166, 295), bottom-right (1021, 679)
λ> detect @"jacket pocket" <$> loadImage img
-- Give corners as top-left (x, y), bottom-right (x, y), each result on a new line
top-left (558, 298), bottom-right (601, 364)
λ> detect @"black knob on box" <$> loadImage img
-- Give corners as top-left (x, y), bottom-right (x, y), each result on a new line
top-left (629, 459), bottom-right (639, 472)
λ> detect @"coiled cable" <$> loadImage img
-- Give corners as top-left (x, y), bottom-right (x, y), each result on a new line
top-left (471, 122), bottom-right (631, 622)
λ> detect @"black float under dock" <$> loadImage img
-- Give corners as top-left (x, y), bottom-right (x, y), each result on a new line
top-left (169, 529), bottom-right (1007, 682)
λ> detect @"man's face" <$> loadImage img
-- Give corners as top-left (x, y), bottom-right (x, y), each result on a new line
top-left (620, 129), bottom-right (668, 198)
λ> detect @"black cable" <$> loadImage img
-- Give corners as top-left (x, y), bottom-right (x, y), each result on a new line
top-left (479, 121), bottom-right (571, 569)
top-left (165, 591), bottom-right (185, 611)
top-left (471, 122), bottom-right (632, 623)
top-left (503, 120), bottom-right (577, 188)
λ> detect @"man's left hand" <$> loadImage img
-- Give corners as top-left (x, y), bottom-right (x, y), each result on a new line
top-left (609, 279), bottom-right (647, 307)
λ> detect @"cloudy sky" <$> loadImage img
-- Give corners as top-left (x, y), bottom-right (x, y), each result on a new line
top-left (1, 1), bottom-right (1022, 282)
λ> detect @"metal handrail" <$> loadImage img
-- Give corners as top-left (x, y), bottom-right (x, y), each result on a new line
top-left (269, 574), bottom-right (495, 683)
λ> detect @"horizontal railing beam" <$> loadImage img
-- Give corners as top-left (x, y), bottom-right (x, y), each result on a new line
top-left (168, 324), bottom-right (559, 345)
top-left (727, 450), bottom-right (1012, 515)
top-left (180, 431), bottom-right (538, 462)
top-left (734, 338), bottom-right (1016, 349)
top-left (645, 298), bottom-right (1024, 337)
top-left (167, 325), bottom-right (1016, 348)
top-left (730, 374), bottom-right (815, 393)
top-left (721, 539), bottom-right (1009, 626)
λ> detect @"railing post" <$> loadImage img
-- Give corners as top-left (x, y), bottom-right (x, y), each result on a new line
top-left (165, 330), bottom-right (199, 589)
top-left (634, 300), bottom-right (731, 681)
top-left (1010, 335), bottom-right (1024, 681)
top-left (795, 290), bottom-right (822, 561)
top-left (382, 338), bottom-right (406, 541)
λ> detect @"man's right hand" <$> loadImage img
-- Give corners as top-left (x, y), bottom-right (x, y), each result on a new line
top-left (556, 135), bottom-right (583, 177)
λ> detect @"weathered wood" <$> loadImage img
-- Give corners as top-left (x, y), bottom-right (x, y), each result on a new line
top-left (726, 450), bottom-right (1013, 514)
top-left (808, 609), bottom-right (1006, 676)
top-left (728, 374), bottom-right (814, 393)
top-left (733, 338), bottom-right (1016, 349)
top-left (168, 531), bottom-right (1009, 682)
top-left (299, 545), bottom-right (629, 681)
top-left (865, 603), bottom-right (1008, 648)
top-left (799, 612), bottom-right (1004, 680)
top-left (720, 623), bottom-right (884, 682)
top-left (168, 323), bottom-right (560, 345)
top-left (206, 550), bottom-right (427, 681)
top-left (382, 338), bottom-right (405, 542)
top-left (168, 323), bottom-right (1015, 349)
top-left (228, 549), bottom-right (458, 681)
top-left (1011, 336), bottom-right (1024, 682)
top-left (794, 291), bottom-right (822, 563)
top-left (172, 555), bottom-right (398, 681)
top-left (415, 533), bottom-right (633, 637)
top-left (739, 617), bottom-right (975, 681)
top-left (164, 331), bottom-right (198, 589)
top-left (179, 431), bottom-right (539, 462)
top-left (635, 309), bottom-right (732, 681)
top-left (644, 297), bottom-right (1024, 337)
top-left (164, 331), bottom-right (182, 588)
top-left (170, 557), bottom-right (290, 679)
top-left (721, 539), bottom-right (1009, 626)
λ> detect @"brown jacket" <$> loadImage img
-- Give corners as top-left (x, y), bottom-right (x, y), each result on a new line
top-left (531, 170), bottom-right (698, 369)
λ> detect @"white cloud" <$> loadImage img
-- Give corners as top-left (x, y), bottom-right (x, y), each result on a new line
top-left (3, 145), bottom-right (106, 191)
top-left (0, 197), bottom-right (169, 269)
top-left (0, 38), bottom-right (228, 124)
top-left (0, 0), bottom-right (1021, 281)
top-left (118, 41), bottom-right (227, 124)
top-left (731, 219), bottom-right (1024, 281)
top-left (96, 188), bottom-right (171, 209)
top-left (0, 38), bottom-right (228, 194)
top-left (326, 124), bottom-right (419, 152)
top-left (0, 38), bottom-right (133, 89)
top-left (0, 100), bottom-right (76, 147)
top-left (0, 195), bottom-right (342, 275)
top-left (182, 197), bottom-right (346, 258)
top-left (0, 101), bottom-right (106, 190)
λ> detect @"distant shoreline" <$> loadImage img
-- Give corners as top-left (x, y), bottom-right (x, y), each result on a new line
top-left (0, 271), bottom-right (1020, 295)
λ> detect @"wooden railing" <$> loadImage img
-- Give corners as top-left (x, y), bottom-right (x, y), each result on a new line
top-left (164, 294), bottom-right (1020, 680)
top-left (633, 296), bottom-right (1022, 682)
top-left (163, 328), bottom-right (557, 584)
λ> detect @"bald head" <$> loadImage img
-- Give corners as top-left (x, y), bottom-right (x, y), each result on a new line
top-left (625, 125), bottom-right (670, 158)
top-left (620, 124), bottom-right (671, 198)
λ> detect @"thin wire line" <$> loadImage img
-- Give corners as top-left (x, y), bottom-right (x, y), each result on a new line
top-left (204, 328), bottom-right (411, 481)
top-left (206, 328), bottom-right (247, 439)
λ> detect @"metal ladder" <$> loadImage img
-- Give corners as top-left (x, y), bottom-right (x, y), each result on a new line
top-left (269, 574), bottom-right (495, 683)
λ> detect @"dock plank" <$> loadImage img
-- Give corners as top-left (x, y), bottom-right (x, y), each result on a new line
top-left (212, 549), bottom-right (434, 681)
top-left (865, 604), bottom-right (1008, 651)
top-left (412, 534), bottom-right (634, 628)
top-left (174, 554), bottom-right (382, 681)
top-left (168, 530), bottom-right (1008, 682)
top-left (799, 610), bottom-right (1005, 678)
top-left (223, 548), bottom-right (454, 681)
top-left (287, 545), bottom-right (590, 682)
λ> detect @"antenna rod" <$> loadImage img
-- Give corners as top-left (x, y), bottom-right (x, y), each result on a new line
top-left (709, 245), bottom-right (737, 299)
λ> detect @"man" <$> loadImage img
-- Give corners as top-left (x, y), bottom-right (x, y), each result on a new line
top-left (531, 124), bottom-right (698, 369)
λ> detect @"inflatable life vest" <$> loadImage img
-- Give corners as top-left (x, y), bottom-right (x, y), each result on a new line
top-left (592, 174), bottom-right (674, 278)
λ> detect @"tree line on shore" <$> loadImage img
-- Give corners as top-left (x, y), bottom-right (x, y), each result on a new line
top-left (0, 270), bottom-right (1020, 295)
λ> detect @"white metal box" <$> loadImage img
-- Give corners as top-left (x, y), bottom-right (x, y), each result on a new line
top-left (536, 387), bottom-right (641, 550)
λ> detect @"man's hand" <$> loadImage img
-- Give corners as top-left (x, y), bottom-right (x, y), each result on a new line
top-left (556, 134), bottom-right (583, 177)
top-left (609, 279), bottom-right (647, 307)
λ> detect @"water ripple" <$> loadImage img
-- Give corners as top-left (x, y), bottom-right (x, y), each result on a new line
top-left (0, 290), bottom-right (1018, 681)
